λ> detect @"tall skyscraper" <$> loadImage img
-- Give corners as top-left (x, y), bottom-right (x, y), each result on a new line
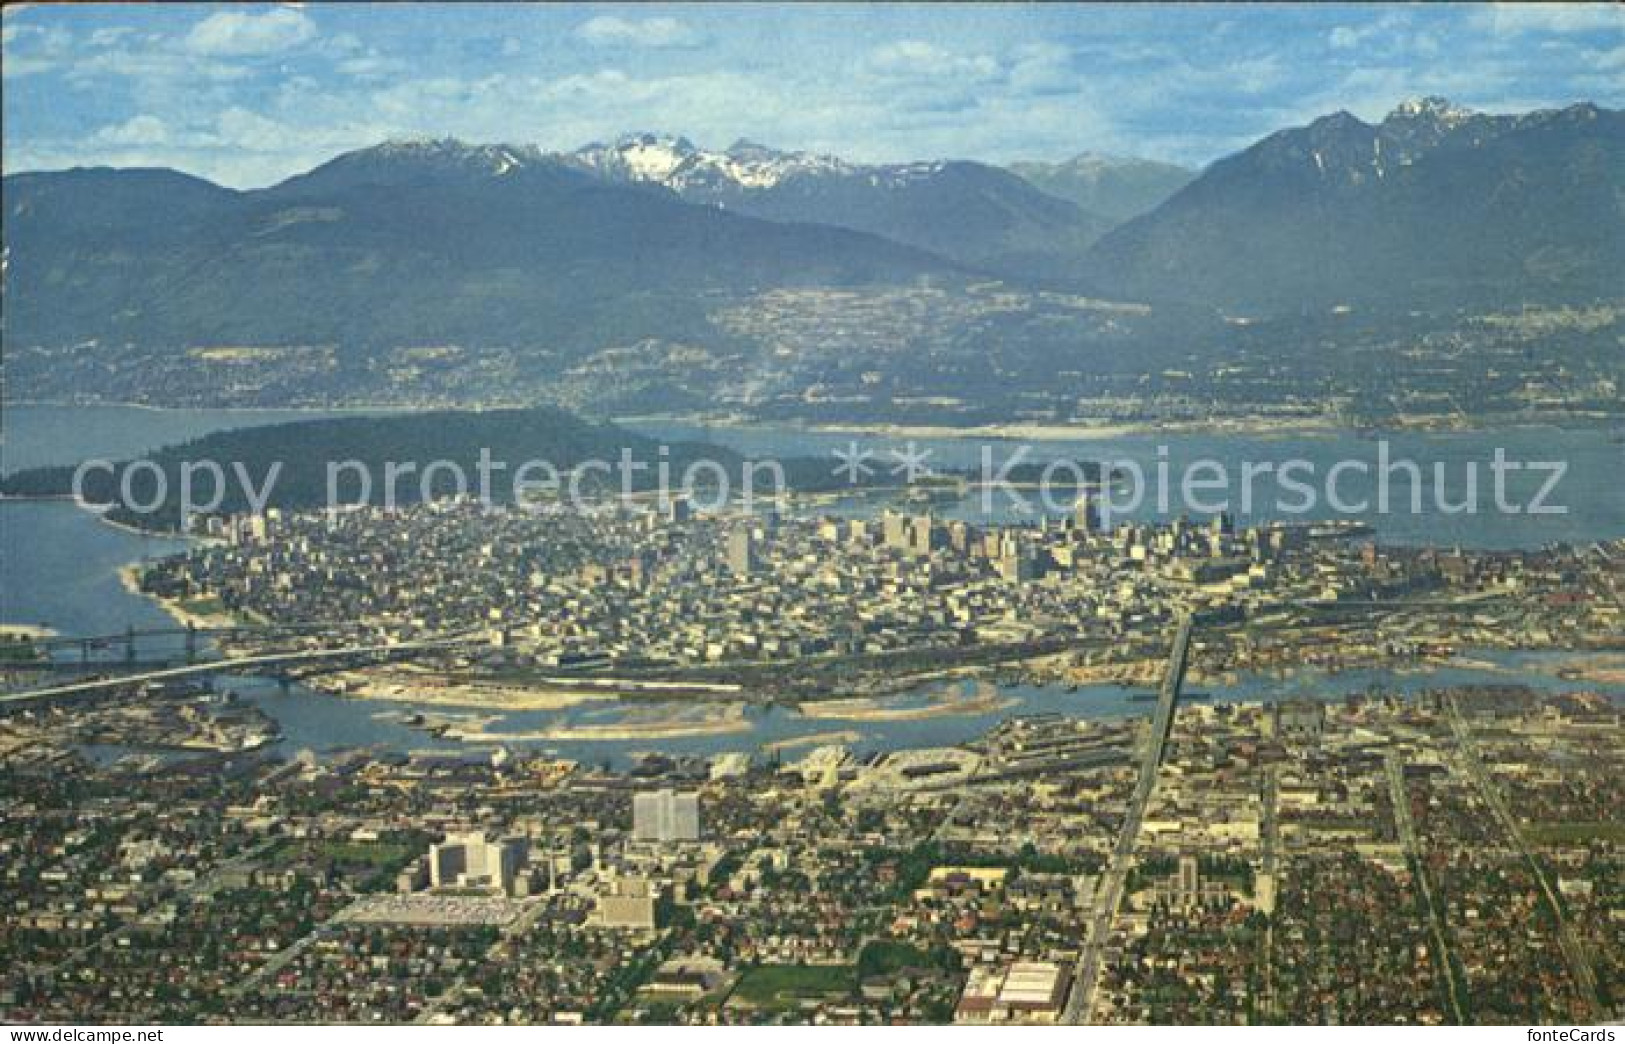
top-left (726, 527), bottom-right (756, 576)
top-left (633, 789), bottom-right (701, 842)
top-left (882, 510), bottom-right (910, 551)
top-left (908, 515), bottom-right (935, 557)
top-left (1072, 493), bottom-right (1101, 533)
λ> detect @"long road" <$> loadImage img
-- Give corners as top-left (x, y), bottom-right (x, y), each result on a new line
top-left (1444, 697), bottom-right (1602, 1020)
top-left (1064, 613), bottom-right (1193, 1025)
top-left (4, 621), bottom-right (376, 660)
top-left (1385, 751), bottom-right (1466, 1023)
top-left (1260, 763), bottom-right (1280, 1021)
top-left (2, 618), bottom-right (406, 673)
top-left (0, 635), bottom-right (485, 705)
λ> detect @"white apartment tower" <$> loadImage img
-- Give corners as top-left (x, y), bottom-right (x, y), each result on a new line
top-left (632, 789), bottom-right (700, 842)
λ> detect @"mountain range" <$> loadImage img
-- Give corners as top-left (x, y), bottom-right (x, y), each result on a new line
top-left (4, 98), bottom-right (1620, 405)
top-left (563, 134), bottom-right (1114, 283)
top-left (1084, 98), bottom-right (1625, 312)
top-left (1008, 153), bottom-right (1196, 221)
top-left (4, 141), bottom-right (955, 353)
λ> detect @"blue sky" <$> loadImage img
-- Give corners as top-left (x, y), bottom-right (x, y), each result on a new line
top-left (4, 2), bottom-right (1622, 188)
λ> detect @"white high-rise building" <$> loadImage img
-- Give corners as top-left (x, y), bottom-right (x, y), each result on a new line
top-left (726, 527), bottom-right (756, 576)
top-left (428, 831), bottom-right (528, 894)
top-left (632, 789), bottom-right (700, 842)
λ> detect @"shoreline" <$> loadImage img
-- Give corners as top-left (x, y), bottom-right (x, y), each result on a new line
top-left (6, 398), bottom-right (412, 415)
top-left (10, 399), bottom-right (1618, 438)
top-left (1446, 650), bottom-right (1625, 687)
top-left (798, 680), bottom-right (1018, 722)
top-left (0, 495), bottom-right (200, 543)
top-left (620, 411), bottom-right (1623, 442)
top-left (321, 671), bottom-right (620, 711)
top-left (444, 702), bottom-right (753, 743)
top-left (0, 624), bottom-right (59, 640)
top-left (118, 564), bottom-right (238, 630)
top-left (99, 512), bottom-right (193, 541)
top-left (761, 729), bottom-right (865, 753)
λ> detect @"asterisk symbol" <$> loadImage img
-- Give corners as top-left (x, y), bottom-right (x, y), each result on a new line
top-left (831, 441), bottom-right (876, 485)
top-left (888, 441), bottom-right (935, 484)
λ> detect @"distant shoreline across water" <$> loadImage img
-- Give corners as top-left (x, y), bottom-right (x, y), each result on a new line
top-left (619, 411), bottom-right (1625, 441)
top-left (4, 403), bottom-right (1622, 551)
top-left (8, 398), bottom-right (1623, 441)
top-left (3, 403), bottom-right (1622, 767)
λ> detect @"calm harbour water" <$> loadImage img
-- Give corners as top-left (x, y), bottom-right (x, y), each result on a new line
top-left (629, 419), bottom-right (1625, 550)
top-left (1, 403), bottom-right (397, 476)
top-left (3, 404), bottom-right (1620, 766)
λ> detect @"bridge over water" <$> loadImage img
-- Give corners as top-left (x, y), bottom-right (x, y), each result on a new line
top-left (0, 630), bottom-right (488, 705)
top-left (2, 621), bottom-right (377, 669)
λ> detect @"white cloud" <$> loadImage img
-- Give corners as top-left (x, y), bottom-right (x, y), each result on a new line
top-left (1, 22), bottom-right (71, 79)
top-left (1, 54), bottom-right (55, 79)
top-left (574, 15), bottom-right (698, 49)
top-left (185, 7), bottom-right (316, 57)
top-left (91, 114), bottom-right (172, 146)
top-left (1329, 26), bottom-right (1371, 50)
top-left (866, 40), bottom-right (999, 83)
top-left (87, 27), bottom-right (134, 48)
top-left (7, 5), bottom-right (1619, 188)
top-left (1327, 13), bottom-right (1420, 53)
top-left (65, 35), bottom-right (252, 87)
top-left (1585, 44), bottom-right (1625, 72)
top-left (1475, 4), bottom-right (1625, 35)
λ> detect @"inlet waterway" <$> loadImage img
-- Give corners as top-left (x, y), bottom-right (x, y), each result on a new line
top-left (4, 404), bottom-right (1620, 767)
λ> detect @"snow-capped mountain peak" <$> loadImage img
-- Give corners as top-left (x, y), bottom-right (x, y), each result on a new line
top-left (608, 132), bottom-right (700, 180)
top-left (1387, 95), bottom-right (1475, 127)
top-left (724, 139), bottom-right (782, 162)
top-left (567, 134), bottom-right (854, 193)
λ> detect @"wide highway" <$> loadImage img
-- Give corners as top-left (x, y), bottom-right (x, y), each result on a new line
top-left (1064, 613), bottom-right (1192, 1024)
